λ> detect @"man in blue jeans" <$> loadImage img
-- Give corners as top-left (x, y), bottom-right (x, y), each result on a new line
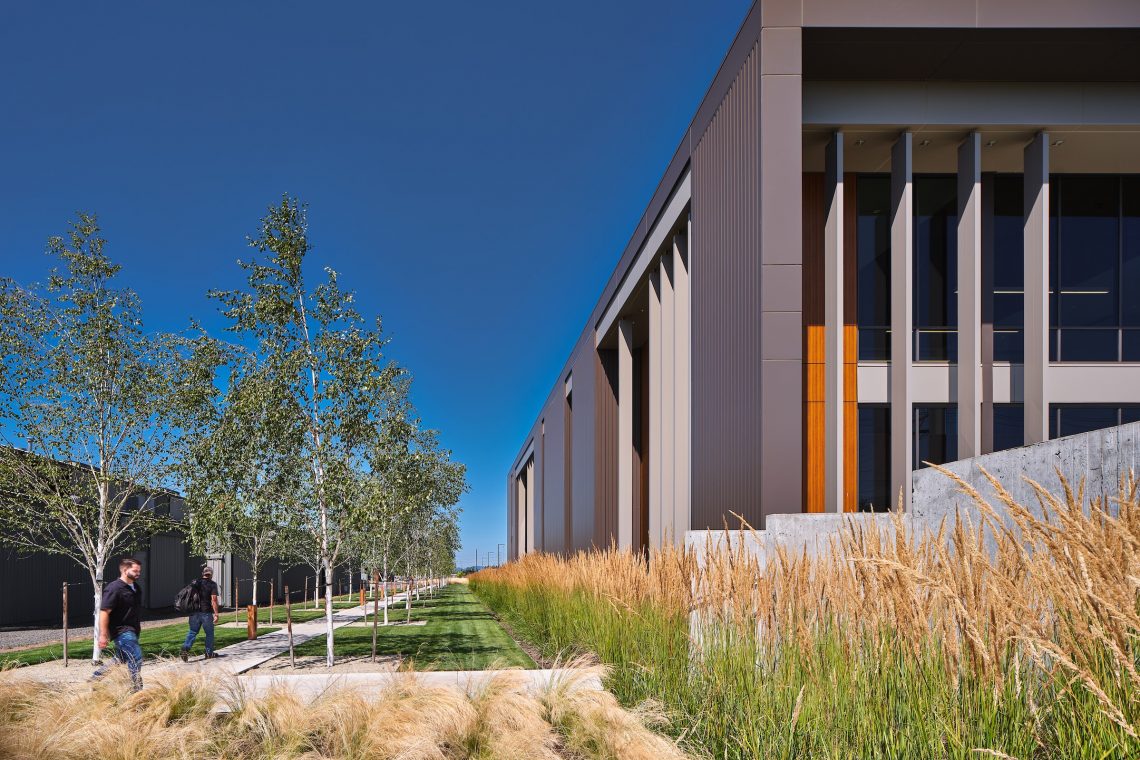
top-left (180, 565), bottom-right (220, 661)
top-left (92, 557), bottom-right (144, 691)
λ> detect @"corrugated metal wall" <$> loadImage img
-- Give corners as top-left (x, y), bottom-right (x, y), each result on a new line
top-left (690, 39), bottom-right (764, 530)
top-left (594, 348), bottom-right (619, 547)
top-left (540, 397), bottom-right (567, 555)
top-left (570, 345), bottom-right (598, 551)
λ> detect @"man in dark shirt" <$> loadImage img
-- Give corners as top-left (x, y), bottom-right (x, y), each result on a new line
top-left (92, 557), bottom-right (144, 690)
top-left (180, 565), bottom-right (220, 661)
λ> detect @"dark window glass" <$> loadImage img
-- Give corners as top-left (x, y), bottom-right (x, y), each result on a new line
top-left (857, 404), bottom-right (890, 511)
top-left (992, 404), bottom-right (1023, 452)
top-left (913, 177), bottom-right (958, 361)
top-left (857, 176), bottom-right (891, 360)
top-left (992, 175), bottom-right (1024, 362)
top-left (1124, 329), bottom-right (1140, 362)
top-left (914, 405), bottom-right (957, 468)
top-left (1124, 177), bottom-right (1140, 329)
top-left (1058, 328), bottom-right (1119, 362)
top-left (1057, 176), bottom-right (1119, 329)
top-left (1123, 406), bottom-right (1140, 425)
top-left (1051, 405), bottom-right (1120, 438)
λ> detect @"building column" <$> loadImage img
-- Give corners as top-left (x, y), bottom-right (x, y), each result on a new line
top-left (980, 173), bottom-right (996, 454)
top-left (648, 272), bottom-right (662, 550)
top-left (525, 457), bottom-right (535, 553)
top-left (824, 133), bottom-right (844, 512)
top-left (758, 24), bottom-right (803, 517)
top-left (890, 132), bottom-right (913, 511)
top-left (660, 253), bottom-right (676, 542)
top-left (617, 318), bottom-right (634, 550)
top-left (516, 474), bottom-right (525, 556)
top-left (957, 132), bottom-right (982, 458)
top-left (1024, 133), bottom-right (1050, 444)
top-left (673, 227), bottom-right (692, 540)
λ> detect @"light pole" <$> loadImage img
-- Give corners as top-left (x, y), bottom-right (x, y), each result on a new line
top-left (496, 543), bottom-right (505, 566)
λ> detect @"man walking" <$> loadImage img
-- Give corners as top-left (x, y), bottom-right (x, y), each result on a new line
top-left (180, 565), bottom-right (220, 661)
top-left (92, 557), bottom-right (144, 691)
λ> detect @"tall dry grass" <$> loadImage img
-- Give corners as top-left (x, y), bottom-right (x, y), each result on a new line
top-left (470, 469), bottom-right (1140, 759)
top-left (0, 664), bottom-right (690, 759)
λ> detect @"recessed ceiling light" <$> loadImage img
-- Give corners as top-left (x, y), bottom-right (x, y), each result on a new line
top-left (854, 139), bottom-right (865, 147)
top-left (985, 139), bottom-right (998, 147)
top-left (919, 139), bottom-right (931, 147)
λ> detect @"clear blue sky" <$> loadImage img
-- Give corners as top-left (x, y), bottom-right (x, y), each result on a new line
top-left (0, 1), bottom-right (750, 568)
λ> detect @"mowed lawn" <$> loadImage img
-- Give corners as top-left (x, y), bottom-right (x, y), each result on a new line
top-left (291, 583), bottom-right (534, 670)
top-left (0, 622), bottom-right (281, 667)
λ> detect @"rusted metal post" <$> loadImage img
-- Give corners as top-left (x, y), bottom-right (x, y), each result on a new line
top-left (303, 575), bottom-right (308, 608)
top-left (246, 605), bottom-right (257, 640)
top-left (371, 571), bottom-right (379, 662)
top-left (233, 576), bottom-right (240, 626)
top-left (285, 585), bottom-right (294, 668)
top-left (268, 580), bottom-right (274, 625)
top-left (62, 583), bottom-right (69, 668)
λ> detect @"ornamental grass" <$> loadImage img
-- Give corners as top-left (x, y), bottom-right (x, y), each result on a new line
top-left (0, 665), bottom-right (689, 759)
top-left (470, 469), bottom-right (1140, 759)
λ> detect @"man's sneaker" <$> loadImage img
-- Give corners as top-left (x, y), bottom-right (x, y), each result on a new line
top-left (205, 652), bottom-right (225, 659)
top-left (180, 648), bottom-right (189, 662)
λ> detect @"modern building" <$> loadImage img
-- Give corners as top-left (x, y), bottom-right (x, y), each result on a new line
top-left (507, 0), bottom-right (1140, 561)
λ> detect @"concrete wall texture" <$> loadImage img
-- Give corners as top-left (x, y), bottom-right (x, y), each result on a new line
top-left (911, 420), bottom-right (1140, 528)
top-left (686, 421), bottom-right (1140, 566)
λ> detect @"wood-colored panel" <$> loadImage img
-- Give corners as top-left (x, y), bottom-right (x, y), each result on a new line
top-left (802, 172), bottom-right (826, 513)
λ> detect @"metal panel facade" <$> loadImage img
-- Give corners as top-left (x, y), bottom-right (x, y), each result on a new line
top-left (691, 39), bottom-right (764, 530)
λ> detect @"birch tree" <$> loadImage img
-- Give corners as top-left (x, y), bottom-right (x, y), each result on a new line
top-left (211, 196), bottom-right (402, 666)
top-left (0, 215), bottom-right (218, 660)
top-left (181, 359), bottom-right (302, 607)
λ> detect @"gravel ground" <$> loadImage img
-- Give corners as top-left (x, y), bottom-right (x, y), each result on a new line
top-left (0, 611), bottom-right (196, 652)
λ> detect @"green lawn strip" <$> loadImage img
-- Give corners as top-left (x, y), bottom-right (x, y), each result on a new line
top-left (292, 584), bottom-right (534, 671)
top-left (1, 623), bottom-right (281, 667)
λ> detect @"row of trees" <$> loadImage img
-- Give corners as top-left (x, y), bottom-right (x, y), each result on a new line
top-left (0, 198), bottom-right (465, 666)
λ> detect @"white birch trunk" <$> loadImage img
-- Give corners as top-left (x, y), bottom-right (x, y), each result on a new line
top-left (323, 563), bottom-right (334, 667)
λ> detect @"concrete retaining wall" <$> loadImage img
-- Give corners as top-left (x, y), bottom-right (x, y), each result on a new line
top-left (686, 422), bottom-right (1140, 565)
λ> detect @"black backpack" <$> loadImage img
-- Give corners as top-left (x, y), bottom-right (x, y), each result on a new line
top-left (174, 579), bottom-right (203, 612)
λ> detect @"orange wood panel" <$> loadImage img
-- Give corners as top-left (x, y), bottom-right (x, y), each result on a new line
top-left (843, 172), bottom-right (859, 512)
top-left (802, 173), bottom-right (825, 513)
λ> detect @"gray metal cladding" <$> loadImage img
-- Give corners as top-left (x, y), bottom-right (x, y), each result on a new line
top-left (595, 348), bottom-right (619, 548)
top-left (570, 345), bottom-right (598, 551)
top-left (540, 396), bottom-right (567, 555)
top-left (691, 38), bottom-right (764, 531)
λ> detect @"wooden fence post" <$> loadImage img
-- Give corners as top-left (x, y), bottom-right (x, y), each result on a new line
top-left (61, 583), bottom-right (69, 668)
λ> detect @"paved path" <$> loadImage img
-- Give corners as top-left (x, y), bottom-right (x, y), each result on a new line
top-left (217, 668), bottom-right (604, 711)
top-left (155, 585), bottom-right (435, 678)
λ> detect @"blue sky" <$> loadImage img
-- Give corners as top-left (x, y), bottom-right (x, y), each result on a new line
top-left (0, 1), bottom-right (750, 568)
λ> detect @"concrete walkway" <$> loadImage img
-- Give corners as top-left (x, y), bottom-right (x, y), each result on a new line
top-left (151, 585), bottom-right (434, 679)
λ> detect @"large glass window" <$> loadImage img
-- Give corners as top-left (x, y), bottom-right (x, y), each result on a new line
top-left (1051, 176), bottom-right (1138, 361)
top-left (913, 177), bottom-right (958, 361)
top-left (992, 404), bottom-right (1023, 452)
top-left (1124, 177), bottom-right (1140, 361)
top-left (991, 176), bottom-right (1024, 362)
top-left (1050, 404), bottom-right (1140, 438)
top-left (857, 176), bottom-right (891, 360)
top-left (914, 405), bottom-right (957, 468)
top-left (857, 404), bottom-right (890, 511)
